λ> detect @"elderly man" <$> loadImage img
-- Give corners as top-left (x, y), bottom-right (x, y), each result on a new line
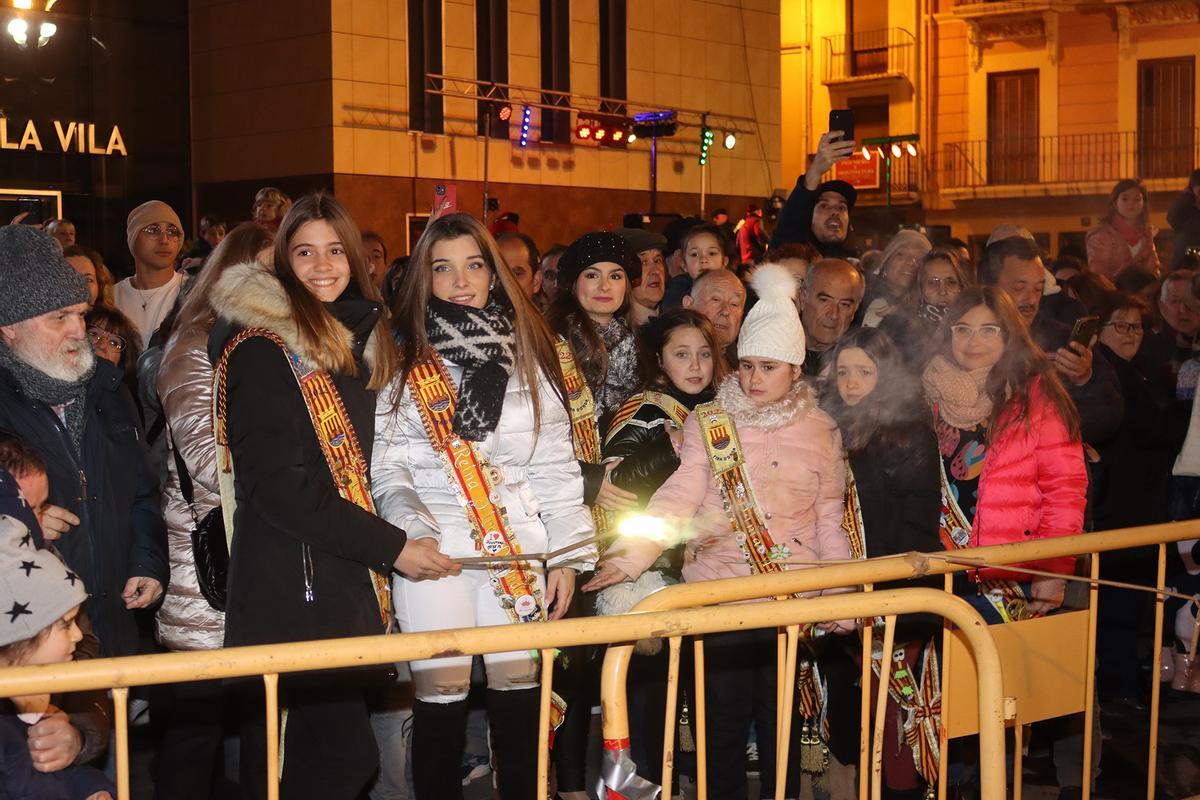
top-left (683, 269), bottom-right (746, 367)
top-left (772, 131), bottom-right (860, 258)
top-left (800, 259), bottom-right (865, 374)
top-left (0, 227), bottom-right (167, 654)
top-left (616, 228), bottom-right (669, 327)
top-left (979, 234), bottom-right (1122, 445)
top-left (1138, 269), bottom-right (1200, 389)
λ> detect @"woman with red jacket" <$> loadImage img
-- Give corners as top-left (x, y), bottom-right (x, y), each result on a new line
top-left (922, 287), bottom-right (1087, 622)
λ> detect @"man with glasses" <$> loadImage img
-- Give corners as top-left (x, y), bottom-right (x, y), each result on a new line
top-left (113, 200), bottom-right (186, 345)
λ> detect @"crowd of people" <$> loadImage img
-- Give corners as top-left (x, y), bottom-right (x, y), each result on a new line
top-left (1, 152), bottom-right (1200, 800)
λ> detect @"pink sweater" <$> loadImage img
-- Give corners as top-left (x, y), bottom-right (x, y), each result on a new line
top-left (604, 377), bottom-right (849, 585)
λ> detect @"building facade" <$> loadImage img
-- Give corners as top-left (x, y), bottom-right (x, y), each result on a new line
top-left (191, 0), bottom-right (784, 254)
top-left (782, 0), bottom-right (1200, 261)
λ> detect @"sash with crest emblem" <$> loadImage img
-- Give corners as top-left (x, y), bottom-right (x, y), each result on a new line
top-left (408, 353), bottom-right (546, 625)
top-left (555, 339), bottom-right (609, 540)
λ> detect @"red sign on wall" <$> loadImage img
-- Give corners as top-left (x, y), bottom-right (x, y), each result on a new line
top-left (834, 152), bottom-right (880, 190)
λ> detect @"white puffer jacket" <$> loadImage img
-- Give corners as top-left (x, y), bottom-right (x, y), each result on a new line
top-left (372, 361), bottom-right (596, 574)
top-left (154, 320), bottom-right (224, 651)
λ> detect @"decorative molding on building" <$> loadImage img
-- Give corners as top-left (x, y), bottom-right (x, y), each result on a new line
top-left (1108, 0), bottom-right (1200, 56)
top-left (954, 5), bottom-right (1059, 71)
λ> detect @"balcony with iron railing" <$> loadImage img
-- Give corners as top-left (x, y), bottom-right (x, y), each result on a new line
top-left (821, 28), bottom-right (915, 85)
top-left (934, 129), bottom-right (1200, 196)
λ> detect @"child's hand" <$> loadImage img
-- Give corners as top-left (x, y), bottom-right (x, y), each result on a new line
top-left (582, 561), bottom-right (631, 592)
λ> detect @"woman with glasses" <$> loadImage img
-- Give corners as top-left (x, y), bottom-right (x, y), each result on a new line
top-left (114, 201), bottom-right (186, 345)
top-left (85, 305), bottom-right (142, 408)
top-left (1090, 292), bottom-right (1191, 699)
top-left (922, 287), bottom-right (1086, 623)
top-left (879, 247), bottom-right (973, 368)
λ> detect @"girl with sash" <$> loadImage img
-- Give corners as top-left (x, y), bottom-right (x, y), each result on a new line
top-left (545, 231), bottom-right (642, 424)
top-left (921, 287), bottom-right (1087, 624)
top-left (372, 213), bottom-right (596, 800)
top-left (823, 327), bottom-right (943, 799)
top-left (210, 194), bottom-right (458, 800)
top-left (591, 308), bottom-right (727, 785)
top-left (588, 264), bottom-right (854, 800)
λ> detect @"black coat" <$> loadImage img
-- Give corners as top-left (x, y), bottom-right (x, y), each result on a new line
top-left (1031, 312), bottom-right (1124, 447)
top-left (0, 360), bottom-right (167, 657)
top-left (1092, 345), bottom-right (1189, 535)
top-left (210, 296), bottom-right (406, 648)
top-left (1167, 189), bottom-right (1200, 270)
top-left (769, 177), bottom-right (857, 258)
top-left (603, 387), bottom-right (713, 504)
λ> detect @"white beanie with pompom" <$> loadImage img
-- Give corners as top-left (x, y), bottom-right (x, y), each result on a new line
top-left (737, 263), bottom-right (806, 366)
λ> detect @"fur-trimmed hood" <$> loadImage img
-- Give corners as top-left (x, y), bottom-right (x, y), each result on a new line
top-left (714, 373), bottom-right (817, 431)
top-left (208, 261), bottom-right (382, 374)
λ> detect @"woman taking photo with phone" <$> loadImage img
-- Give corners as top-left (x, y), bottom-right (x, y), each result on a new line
top-left (372, 212), bottom-right (596, 800)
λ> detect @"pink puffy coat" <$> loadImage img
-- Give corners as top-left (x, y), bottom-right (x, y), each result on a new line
top-left (953, 377), bottom-right (1087, 580)
top-left (1085, 220), bottom-right (1160, 278)
top-left (604, 377), bottom-right (849, 585)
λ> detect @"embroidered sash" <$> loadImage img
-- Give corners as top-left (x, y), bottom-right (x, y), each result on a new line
top-left (870, 639), bottom-right (942, 785)
top-left (408, 354), bottom-right (545, 625)
top-left (555, 339), bottom-right (609, 540)
top-left (937, 457), bottom-right (1029, 623)
top-left (214, 328), bottom-right (392, 629)
top-left (694, 402), bottom-right (793, 570)
top-left (603, 390), bottom-right (690, 447)
top-left (840, 460), bottom-right (866, 561)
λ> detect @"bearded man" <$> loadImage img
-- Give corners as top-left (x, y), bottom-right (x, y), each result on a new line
top-left (0, 225), bottom-right (167, 662)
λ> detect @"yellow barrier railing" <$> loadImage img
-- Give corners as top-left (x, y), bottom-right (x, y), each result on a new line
top-left (609, 521), bottom-right (1200, 800)
top-left (0, 520), bottom-right (1194, 800)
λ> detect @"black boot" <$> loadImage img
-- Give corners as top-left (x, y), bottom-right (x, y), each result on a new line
top-left (412, 699), bottom-right (469, 800)
top-left (487, 688), bottom-right (542, 800)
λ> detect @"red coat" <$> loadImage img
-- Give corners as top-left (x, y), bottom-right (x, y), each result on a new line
top-left (967, 378), bottom-right (1087, 580)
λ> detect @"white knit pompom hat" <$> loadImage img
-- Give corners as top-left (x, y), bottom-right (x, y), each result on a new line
top-left (737, 263), bottom-right (806, 366)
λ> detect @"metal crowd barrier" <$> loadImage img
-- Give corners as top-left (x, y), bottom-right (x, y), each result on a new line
top-left (0, 520), bottom-right (1194, 800)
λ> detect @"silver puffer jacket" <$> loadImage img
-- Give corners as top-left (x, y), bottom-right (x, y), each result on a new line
top-left (154, 319), bottom-right (224, 651)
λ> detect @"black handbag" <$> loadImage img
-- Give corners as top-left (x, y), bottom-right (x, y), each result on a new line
top-left (172, 436), bottom-right (228, 611)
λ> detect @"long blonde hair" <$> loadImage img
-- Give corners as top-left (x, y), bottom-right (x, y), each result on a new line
top-left (390, 213), bottom-right (567, 424)
top-left (273, 193), bottom-right (399, 389)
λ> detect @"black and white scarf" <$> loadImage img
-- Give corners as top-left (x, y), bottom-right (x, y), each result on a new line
top-left (425, 296), bottom-right (516, 441)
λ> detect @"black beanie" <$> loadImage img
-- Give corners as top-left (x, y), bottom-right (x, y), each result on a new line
top-left (557, 232), bottom-right (642, 289)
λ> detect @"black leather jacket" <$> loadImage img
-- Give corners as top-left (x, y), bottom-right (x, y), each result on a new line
top-left (602, 385), bottom-right (714, 504)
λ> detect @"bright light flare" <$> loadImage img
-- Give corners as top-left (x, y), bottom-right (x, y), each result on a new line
top-left (617, 514), bottom-right (673, 544)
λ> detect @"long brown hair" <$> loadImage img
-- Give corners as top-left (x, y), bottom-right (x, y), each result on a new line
top-left (173, 222), bottom-right (275, 334)
top-left (822, 327), bottom-right (929, 454)
top-left (390, 213), bottom-right (567, 424)
top-left (1102, 178), bottom-right (1150, 232)
top-left (936, 287), bottom-right (1081, 442)
top-left (636, 308), bottom-right (728, 391)
top-left (545, 266), bottom-right (632, 392)
top-left (274, 192), bottom-right (399, 390)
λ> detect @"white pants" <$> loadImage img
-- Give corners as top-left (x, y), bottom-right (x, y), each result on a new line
top-left (393, 566), bottom-right (545, 702)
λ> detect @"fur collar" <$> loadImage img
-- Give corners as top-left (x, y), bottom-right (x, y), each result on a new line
top-left (713, 374), bottom-right (816, 431)
top-left (209, 261), bottom-right (380, 373)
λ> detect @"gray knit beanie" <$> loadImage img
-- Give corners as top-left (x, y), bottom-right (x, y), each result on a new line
top-left (0, 226), bottom-right (90, 326)
top-left (0, 514), bottom-right (87, 648)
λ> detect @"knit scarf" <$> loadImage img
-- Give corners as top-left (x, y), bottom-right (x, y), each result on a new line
top-left (0, 340), bottom-right (94, 453)
top-left (921, 354), bottom-right (993, 430)
top-left (424, 296), bottom-right (516, 441)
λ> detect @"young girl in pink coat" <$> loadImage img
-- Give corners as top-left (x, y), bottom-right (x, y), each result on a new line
top-left (586, 264), bottom-right (851, 800)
